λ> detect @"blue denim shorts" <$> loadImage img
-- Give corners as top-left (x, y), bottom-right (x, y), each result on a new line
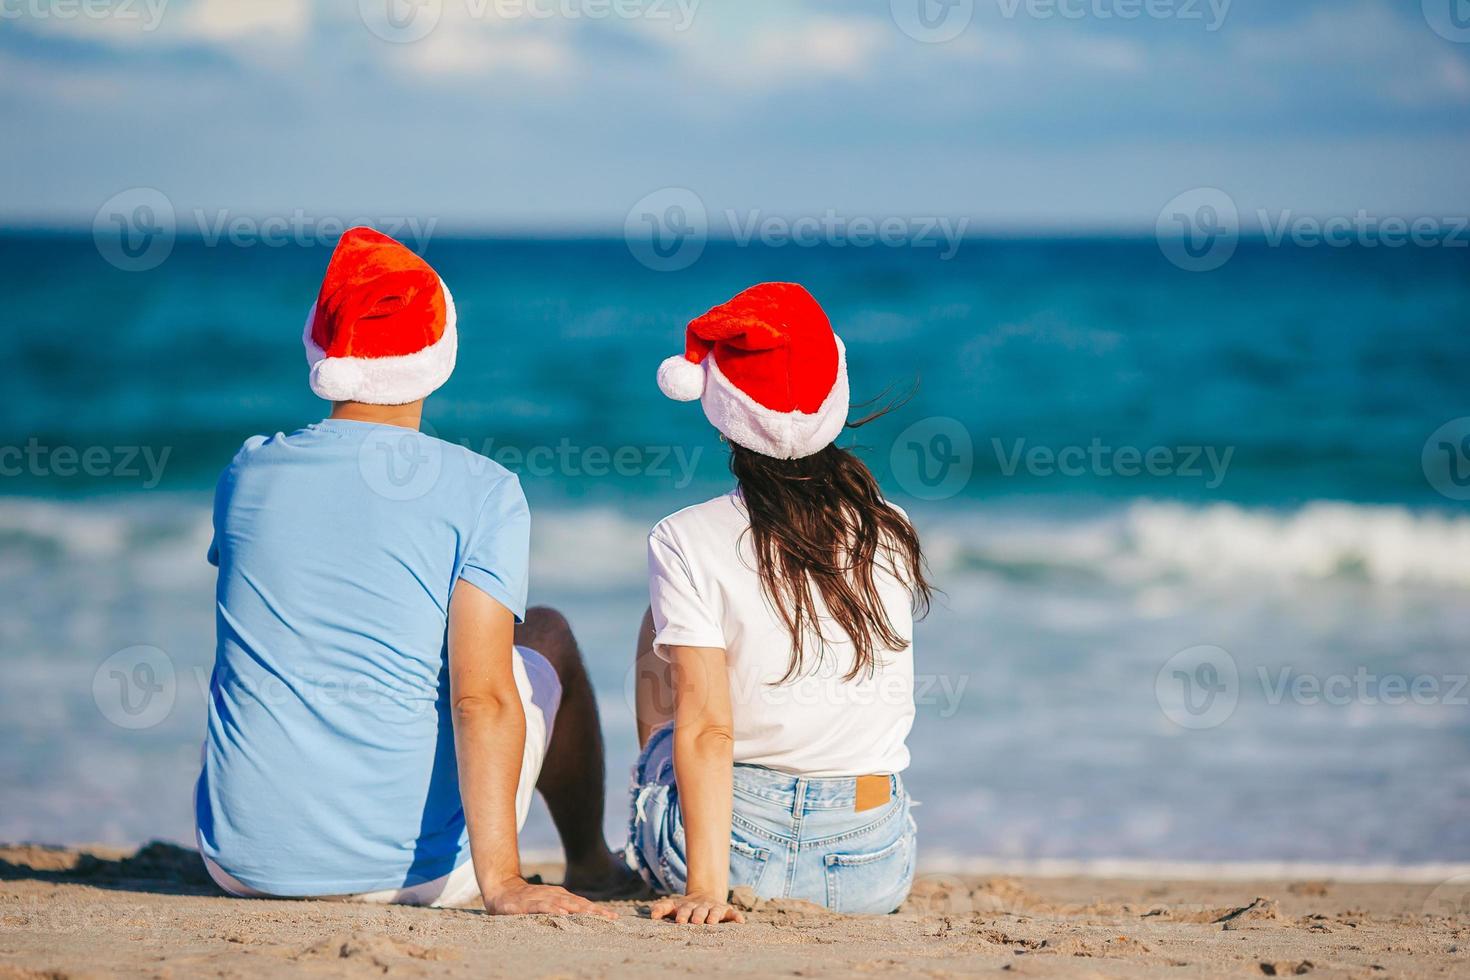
top-left (624, 724), bottom-right (917, 914)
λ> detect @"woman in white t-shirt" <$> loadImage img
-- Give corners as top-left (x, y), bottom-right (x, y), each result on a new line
top-left (625, 282), bottom-right (933, 924)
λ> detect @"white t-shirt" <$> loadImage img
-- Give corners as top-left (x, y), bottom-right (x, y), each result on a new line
top-left (647, 490), bottom-right (914, 777)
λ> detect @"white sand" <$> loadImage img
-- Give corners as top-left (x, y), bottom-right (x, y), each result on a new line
top-left (2, 843), bottom-right (1467, 978)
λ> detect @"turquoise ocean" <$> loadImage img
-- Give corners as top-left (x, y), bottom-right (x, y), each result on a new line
top-left (2, 232), bottom-right (1467, 872)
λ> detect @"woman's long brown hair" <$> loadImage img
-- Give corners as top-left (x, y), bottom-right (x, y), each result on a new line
top-left (731, 423), bottom-right (933, 683)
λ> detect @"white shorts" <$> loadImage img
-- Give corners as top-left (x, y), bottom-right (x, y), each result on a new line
top-left (200, 645), bottom-right (562, 908)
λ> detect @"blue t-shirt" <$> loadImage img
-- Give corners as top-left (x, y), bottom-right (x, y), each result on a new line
top-left (195, 419), bottom-right (529, 895)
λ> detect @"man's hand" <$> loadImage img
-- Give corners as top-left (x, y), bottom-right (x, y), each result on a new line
top-left (649, 892), bottom-right (745, 925)
top-left (483, 877), bottom-right (616, 918)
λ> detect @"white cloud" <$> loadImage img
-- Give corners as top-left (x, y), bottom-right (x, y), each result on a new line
top-left (937, 26), bottom-right (1143, 74)
top-left (174, 0), bottom-right (311, 44)
top-left (392, 30), bottom-right (571, 79)
top-left (1233, 0), bottom-right (1470, 105)
top-left (743, 15), bottom-right (888, 80)
top-left (636, 9), bottom-right (892, 88)
top-left (9, 0), bottom-right (310, 47)
top-left (372, 3), bottom-right (575, 81)
top-left (1054, 34), bottom-right (1143, 74)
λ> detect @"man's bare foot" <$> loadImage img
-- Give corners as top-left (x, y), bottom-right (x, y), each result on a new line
top-left (562, 851), bottom-right (647, 901)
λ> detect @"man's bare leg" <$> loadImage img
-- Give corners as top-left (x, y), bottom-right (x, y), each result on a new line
top-left (633, 607), bottom-right (672, 748)
top-left (516, 606), bottom-right (636, 897)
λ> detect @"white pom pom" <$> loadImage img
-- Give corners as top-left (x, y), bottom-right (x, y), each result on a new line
top-left (310, 357), bottom-right (364, 402)
top-left (657, 354), bottom-right (706, 402)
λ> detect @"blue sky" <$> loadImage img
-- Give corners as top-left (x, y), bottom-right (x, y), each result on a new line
top-left (2, 0), bottom-right (1468, 231)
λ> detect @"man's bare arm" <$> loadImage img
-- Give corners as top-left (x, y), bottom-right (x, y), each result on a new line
top-left (447, 581), bottom-right (613, 918)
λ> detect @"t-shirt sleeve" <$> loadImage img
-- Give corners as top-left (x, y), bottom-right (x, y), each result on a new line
top-left (647, 525), bottom-right (725, 658)
top-left (207, 438), bottom-right (263, 567)
top-left (459, 475), bottom-right (531, 622)
top-left (208, 465), bottom-right (227, 566)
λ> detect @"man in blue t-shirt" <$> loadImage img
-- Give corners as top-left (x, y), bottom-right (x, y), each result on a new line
top-left (195, 228), bottom-right (628, 914)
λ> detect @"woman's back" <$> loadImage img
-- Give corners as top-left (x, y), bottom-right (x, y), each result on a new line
top-left (631, 281), bottom-right (930, 919)
top-left (648, 489), bottom-right (915, 777)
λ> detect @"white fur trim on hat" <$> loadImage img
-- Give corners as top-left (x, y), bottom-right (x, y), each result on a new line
top-left (700, 337), bottom-right (849, 460)
top-left (302, 279), bottom-right (458, 405)
top-left (657, 354), bottom-right (706, 401)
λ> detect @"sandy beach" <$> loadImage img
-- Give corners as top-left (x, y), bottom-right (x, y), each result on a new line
top-left (2, 843), bottom-right (1466, 979)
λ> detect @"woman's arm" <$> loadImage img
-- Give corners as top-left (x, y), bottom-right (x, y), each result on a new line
top-left (648, 644), bottom-right (746, 925)
top-left (448, 581), bottom-right (613, 918)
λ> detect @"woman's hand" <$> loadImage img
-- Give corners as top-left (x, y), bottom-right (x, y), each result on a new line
top-left (649, 892), bottom-right (746, 925)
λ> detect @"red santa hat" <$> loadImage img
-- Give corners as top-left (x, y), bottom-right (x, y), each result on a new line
top-left (657, 282), bottom-right (849, 460)
top-left (303, 226), bottom-right (457, 404)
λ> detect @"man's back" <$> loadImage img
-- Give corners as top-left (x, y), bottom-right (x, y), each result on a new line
top-left (196, 418), bottom-right (528, 896)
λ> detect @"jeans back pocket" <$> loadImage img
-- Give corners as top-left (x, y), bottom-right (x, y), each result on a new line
top-left (729, 835), bottom-right (773, 894)
top-left (822, 817), bottom-right (916, 914)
